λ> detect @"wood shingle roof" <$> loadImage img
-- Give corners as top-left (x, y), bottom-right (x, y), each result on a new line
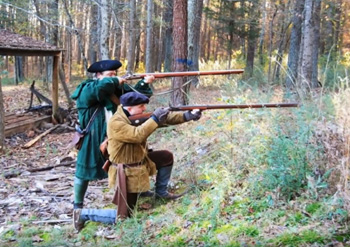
top-left (0, 29), bottom-right (62, 56)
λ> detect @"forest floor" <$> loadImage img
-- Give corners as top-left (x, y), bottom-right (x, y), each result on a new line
top-left (0, 80), bottom-right (222, 245)
top-left (1, 81), bottom-right (110, 239)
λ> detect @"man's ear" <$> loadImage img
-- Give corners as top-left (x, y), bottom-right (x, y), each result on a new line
top-left (124, 106), bottom-right (132, 112)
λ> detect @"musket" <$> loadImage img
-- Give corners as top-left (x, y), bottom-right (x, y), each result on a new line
top-left (129, 102), bottom-right (299, 126)
top-left (123, 69), bottom-right (244, 80)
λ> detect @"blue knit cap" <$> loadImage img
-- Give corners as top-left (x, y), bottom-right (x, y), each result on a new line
top-left (120, 92), bottom-right (149, 106)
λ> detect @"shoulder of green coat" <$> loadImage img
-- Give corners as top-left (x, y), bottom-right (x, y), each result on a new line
top-left (71, 79), bottom-right (93, 100)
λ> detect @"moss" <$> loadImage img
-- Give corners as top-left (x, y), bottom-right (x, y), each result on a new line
top-left (305, 202), bottom-right (322, 214)
top-left (271, 230), bottom-right (325, 246)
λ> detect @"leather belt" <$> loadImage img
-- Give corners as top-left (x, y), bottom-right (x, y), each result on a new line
top-left (124, 162), bottom-right (142, 168)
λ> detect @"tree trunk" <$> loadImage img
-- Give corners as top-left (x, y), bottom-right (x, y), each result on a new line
top-left (333, 0), bottom-right (343, 56)
top-left (246, 33), bottom-right (256, 78)
top-left (206, 28), bottom-right (211, 61)
top-left (135, 34), bottom-right (141, 71)
top-left (127, 0), bottom-right (137, 74)
top-left (258, 0), bottom-right (267, 66)
top-left (109, 18), bottom-right (114, 57)
top-left (114, 31), bottom-right (122, 60)
top-left (323, 2), bottom-right (335, 57)
top-left (99, 0), bottom-right (110, 60)
top-left (157, 4), bottom-right (164, 72)
top-left (46, 0), bottom-right (59, 84)
top-left (273, 23), bottom-right (290, 81)
top-left (267, 7), bottom-right (277, 82)
top-left (285, 0), bottom-right (304, 89)
top-left (89, 3), bottom-right (98, 65)
top-left (75, 2), bottom-right (82, 65)
top-left (245, 0), bottom-right (260, 79)
top-left (312, 0), bottom-right (321, 87)
top-left (134, 4), bottom-right (141, 72)
top-left (33, 0), bottom-right (46, 81)
top-left (63, 0), bottom-right (88, 73)
top-left (145, 0), bottom-right (154, 73)
top-left (139, 3), bottom-right (147, 66)
top-left (171, 0), bottom-right (188, 106)
top-left (273, 1), bottom-right (292, 81)
top-left (15, 56), bottom-right (24, 85)
top-left (188, 0), bottom-right (203, 85)
top-left (300, 0), bottom-right (314, 91)
top-left (163, 0), bottom-right (173, 72)
top-left (153, 3), bottom-right (160, 72)
top-left (66, 30), bottom-right (72, 83)
top-left (201, 0), bottom-right (210, 62)
top-left (213, 31), bottom-right (219, 61)
top-left (0, 77), bottom-right (4, 152)
top-left (121, 22), bottom-right (127, 60)
top-left (224, 0), bottom-right (235, 68)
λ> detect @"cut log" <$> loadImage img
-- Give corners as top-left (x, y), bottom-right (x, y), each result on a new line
top-left (27, 160), bottom-right (76, 172)
top-left (4, 160), bottom-right (76, 178)
top-left (22, 125), bottom-right (59, 149)
top-left (32, 219), bottom-right (71, 225)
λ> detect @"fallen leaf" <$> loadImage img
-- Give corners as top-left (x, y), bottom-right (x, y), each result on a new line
top-left (139, 203), bottom-right (152, 210)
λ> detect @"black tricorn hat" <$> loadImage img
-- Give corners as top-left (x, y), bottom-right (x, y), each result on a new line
top-left (87, 59), bottom-right (122, 73)
top-left (120, 92), bottom-right (150, 106)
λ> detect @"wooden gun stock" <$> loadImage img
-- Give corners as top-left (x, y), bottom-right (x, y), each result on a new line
top-left (128, 102), bottom-right (299, 126)
top-left (129, 112), bottom-right (153, 126)
top-left (102, 160), bottom-right (112, 173)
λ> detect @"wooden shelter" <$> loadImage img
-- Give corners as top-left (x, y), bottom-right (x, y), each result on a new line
top-left (0, 29), bottom-right (63, 136)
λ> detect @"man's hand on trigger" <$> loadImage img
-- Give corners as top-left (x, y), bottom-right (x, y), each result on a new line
top-left (144, 75), bottom-right (155, 84)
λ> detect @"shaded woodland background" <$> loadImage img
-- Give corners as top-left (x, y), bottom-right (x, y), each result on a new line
top-left (0, 0), bottom-right (348, 92)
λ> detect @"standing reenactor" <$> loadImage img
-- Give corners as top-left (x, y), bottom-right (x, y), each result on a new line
top-left (71, 60), bottom-right (155, 209)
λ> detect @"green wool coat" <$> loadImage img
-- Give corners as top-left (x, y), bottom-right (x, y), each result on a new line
top-left (71, 77), bottom-right (152, 181)
top-left (107, 106), bottom-right (185, 192)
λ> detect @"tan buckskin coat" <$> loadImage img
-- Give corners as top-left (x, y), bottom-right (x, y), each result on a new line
top-left (107, 106), bottom-right (185, 193)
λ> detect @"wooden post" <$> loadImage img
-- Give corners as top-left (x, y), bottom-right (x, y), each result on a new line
top-left (52, 55), bottom-right (60, 123)
top-left (0, 76), bottom-right (4, 152)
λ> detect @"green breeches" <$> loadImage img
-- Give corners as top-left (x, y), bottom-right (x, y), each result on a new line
top-left (74, 177), bottom-right (89, 205)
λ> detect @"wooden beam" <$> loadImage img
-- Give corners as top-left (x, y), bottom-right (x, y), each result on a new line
top-left (52, 55), bottom-right (60, 123)
top-left (0, 48), bottom-right (61, 56)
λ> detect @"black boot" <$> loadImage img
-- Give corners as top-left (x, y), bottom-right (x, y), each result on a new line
top-left (73, 202), bottom-right (83, 209)
top-left (139, 191), bottom-right (155, 197)
top-left (155, 166), bottom-right (183, 200)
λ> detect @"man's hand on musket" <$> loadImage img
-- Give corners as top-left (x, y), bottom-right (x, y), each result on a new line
top-left (117, 76), bottom-right (127, 85)
top-left (143, 75), bottom-right (155, 84)
top-left (184, 109), bottom-right (202, 122)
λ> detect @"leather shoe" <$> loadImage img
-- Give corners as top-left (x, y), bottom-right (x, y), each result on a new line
top-left (156, 191), bottom-right (185, 200)
top-left (139, 190), bottom-right (155, 197)
top-left (73, 209), bottom-right (85, 232)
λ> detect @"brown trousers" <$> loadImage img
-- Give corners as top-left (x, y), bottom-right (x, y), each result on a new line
top-left (116, 150), bottom-right (174, 217)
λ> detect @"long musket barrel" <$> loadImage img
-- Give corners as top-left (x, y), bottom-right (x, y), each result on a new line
top-left (169, 102), bottom-right (299, 111)
top-left (124, 69), bottom-right (244, 80)
top-left (128, 102), bottom-right (299, 126)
